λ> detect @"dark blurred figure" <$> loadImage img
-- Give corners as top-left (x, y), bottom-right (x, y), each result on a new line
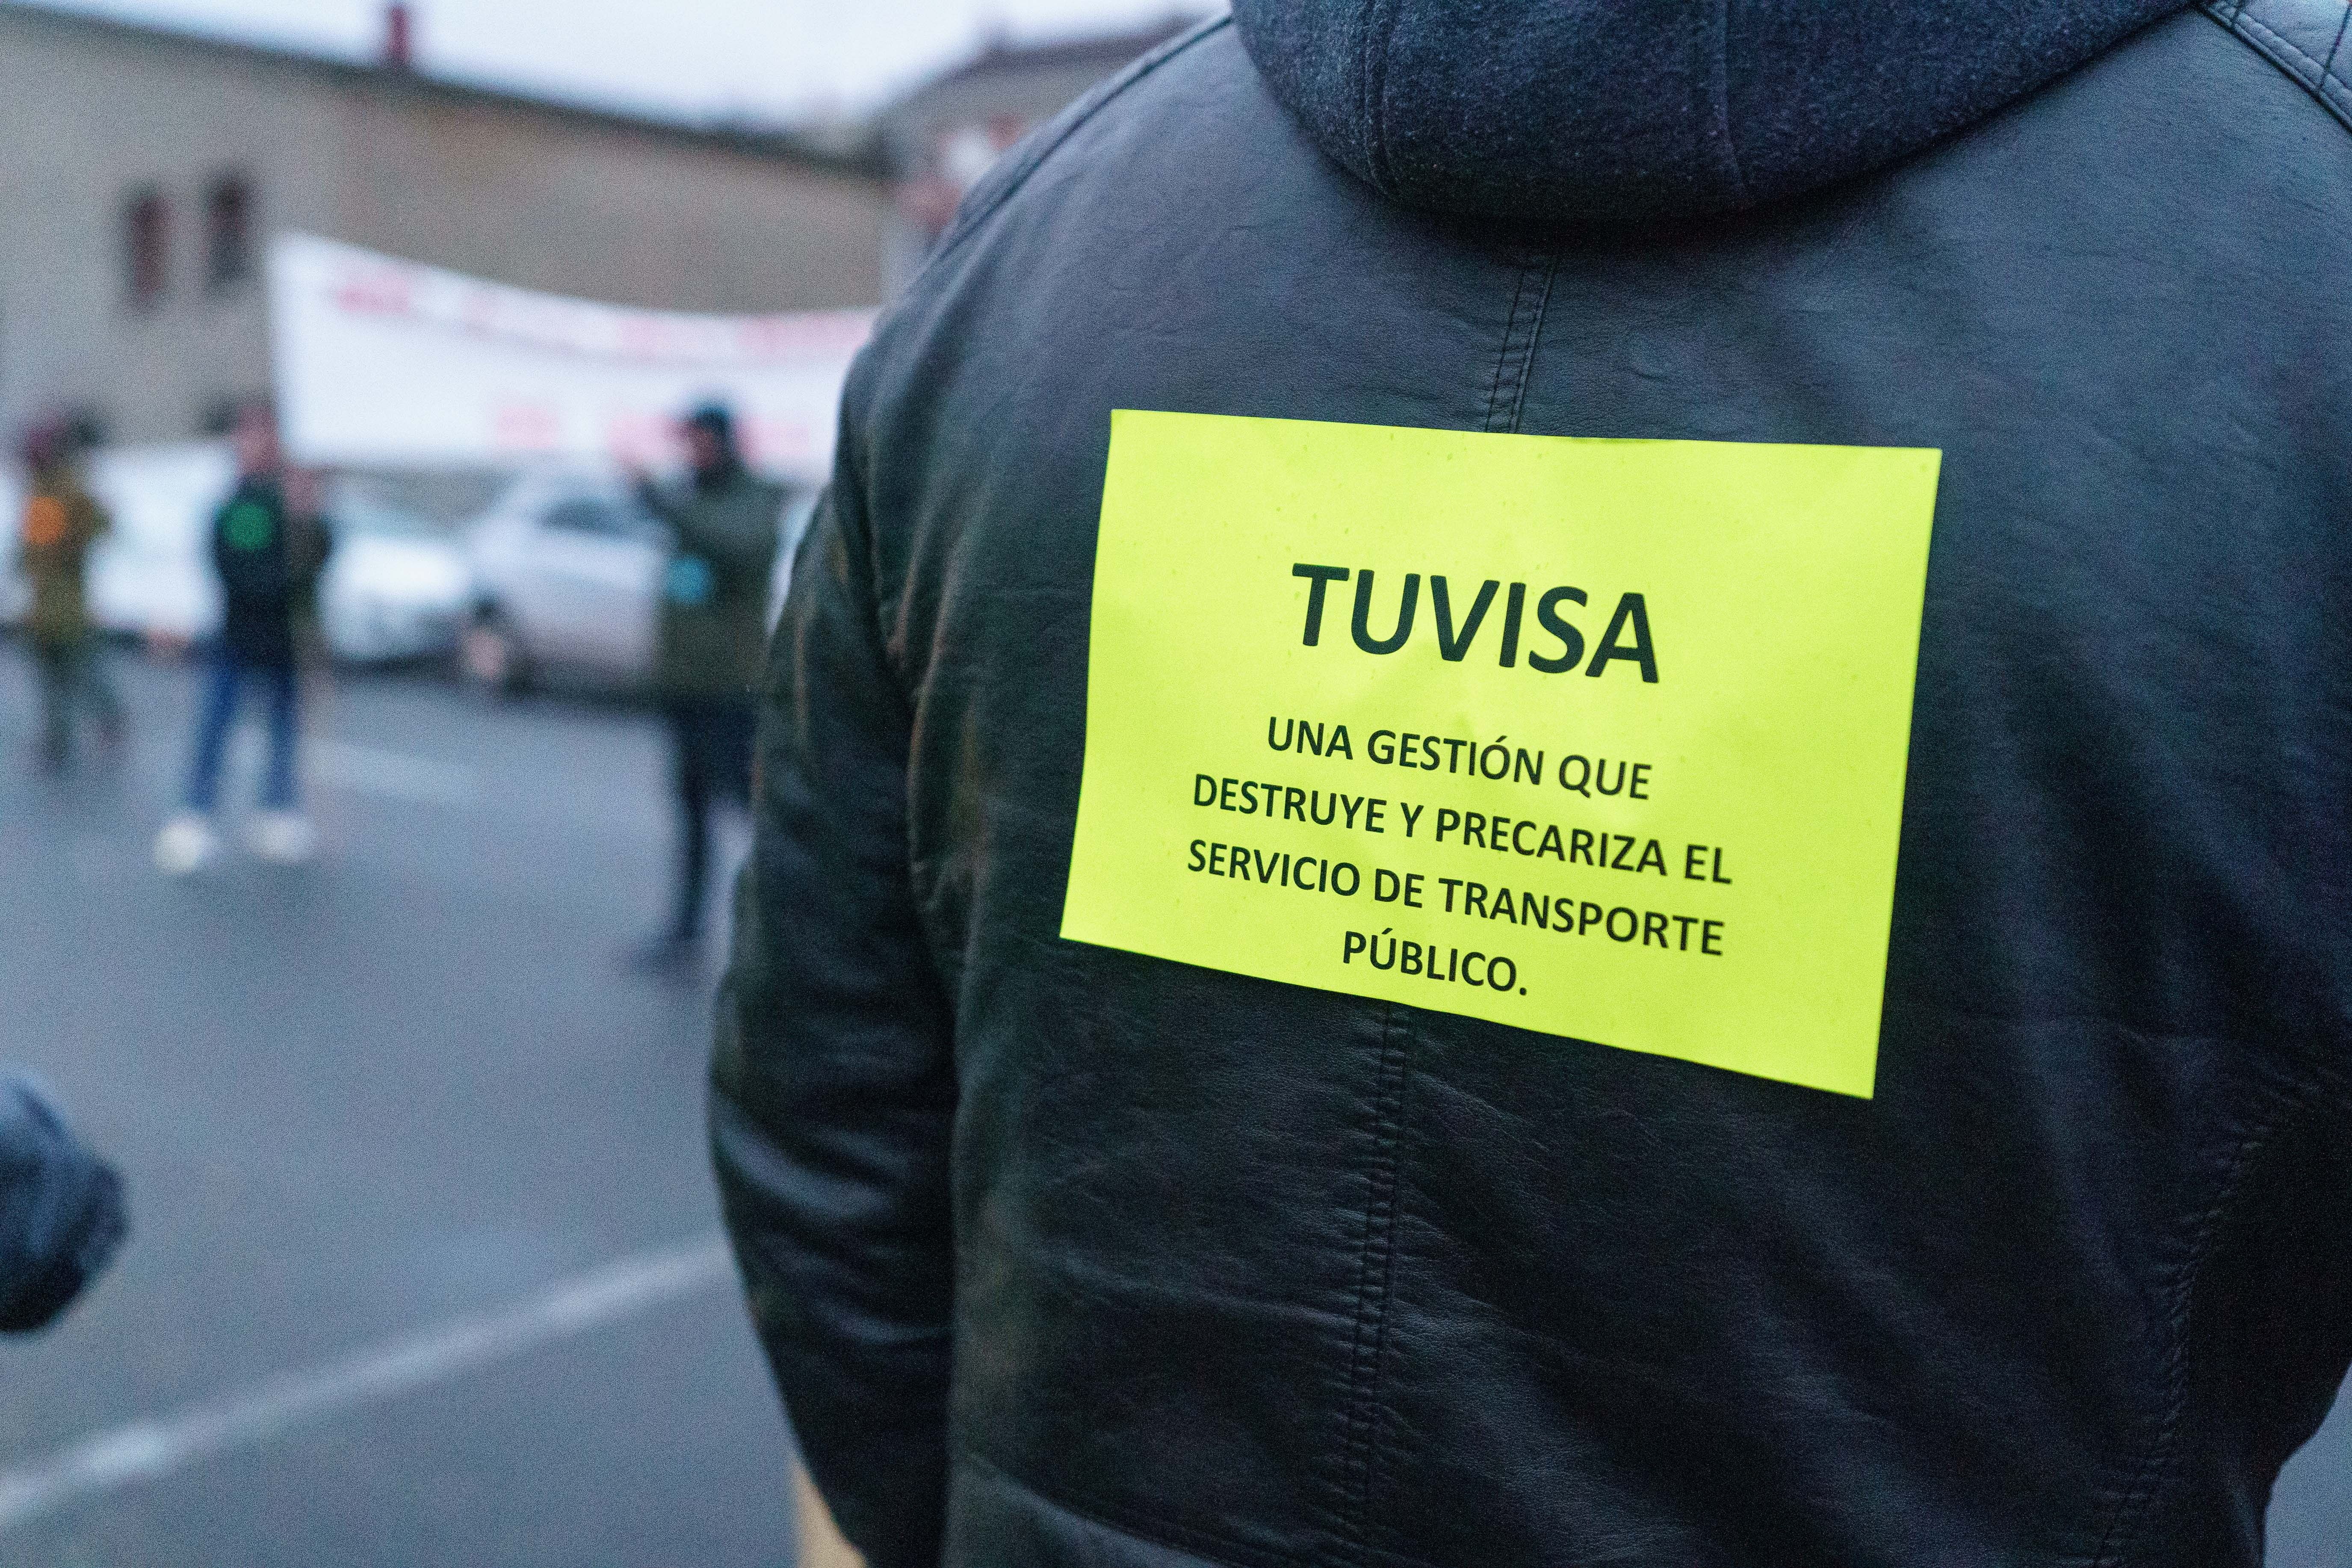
top-left (155, 404), bottom-right (332, 875)
top-left (714, 4), bottom-right (2352, 1567)
top-left (16, 419), bottom-right (123, 771)
top-left (629, 404), bottom-right (783, 968)
top-left (0, 1075), bottom-right (125, 1334)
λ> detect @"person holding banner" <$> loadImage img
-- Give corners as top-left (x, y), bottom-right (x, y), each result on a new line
top-left (628, 402), bottom-right (785, 969)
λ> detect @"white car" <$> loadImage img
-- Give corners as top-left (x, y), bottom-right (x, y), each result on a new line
top-left (461, 468), bottom-right (811, 694)
top-left (318, 479), bottom-right (472, 665)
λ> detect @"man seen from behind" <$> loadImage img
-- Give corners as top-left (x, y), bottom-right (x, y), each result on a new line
top-left (715, 5), bottom-right (2352, 1565)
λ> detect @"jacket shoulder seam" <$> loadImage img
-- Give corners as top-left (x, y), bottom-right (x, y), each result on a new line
top-left (1481, 257), bottom-right (1558, 435)
top-left (2201, 0), bottom-right (2352, 132)
top-left (908, 16), bottom-right (1234, 288)
top-left (1335, 1004), bottom-right (1415, 1562)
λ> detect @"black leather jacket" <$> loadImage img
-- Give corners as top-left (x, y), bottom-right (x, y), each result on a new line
top-left (0, 1076), bottom-right (124, 1334)
top-left (714, 5), bottom-right (2352, 1563)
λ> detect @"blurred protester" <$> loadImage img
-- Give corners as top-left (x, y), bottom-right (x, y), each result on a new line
top-left (711, 5), bottom-right (2352, 1567)
top-left (0, 1075), bottom-right (126, 1334)
top-left (628, 403), bottom-right (784, 969)
top-left (154, 405), bottom-right (331, 875)
top-left (16, 419), bottom-right (124, 771)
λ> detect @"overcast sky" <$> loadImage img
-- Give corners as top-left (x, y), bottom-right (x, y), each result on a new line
top-left (38, 0), bottom-right (1207, 124)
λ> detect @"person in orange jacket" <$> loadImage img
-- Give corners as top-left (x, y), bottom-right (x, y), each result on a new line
top-left (16, 419), bottom-right (123, 771)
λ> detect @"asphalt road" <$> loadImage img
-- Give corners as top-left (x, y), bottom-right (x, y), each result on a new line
top-left (0, 643), bottom-right (2344, 1565)
top-left (0, 647), bottom-right (794, 1566)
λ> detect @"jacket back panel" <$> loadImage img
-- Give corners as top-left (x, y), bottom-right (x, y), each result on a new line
top-left (764, 11), bottom-right (2352, 1565)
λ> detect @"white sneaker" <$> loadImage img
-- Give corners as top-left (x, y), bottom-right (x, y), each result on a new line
top-left (154, 812), bottom-right (217, 876)
top-left (246, 809), bottom-right (318, 865)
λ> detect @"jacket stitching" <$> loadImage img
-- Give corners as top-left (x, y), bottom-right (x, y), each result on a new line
top-left (2322, 1), bottom-right (2352, 76)
top-left (1358, 1005), bottom-right (1417, 1560)
top-left (2202, 1), bottom-right (2352, 130)
top-left (1367, 0), bottom-right (1407, 195)
top-left (1332, 1003), bottom-right (1412, 1567)
top-left (1711, 0), bottom-right (1758, 206)
top-left (1357, 0), bottom-right (1398, 193)
top-left (2084, 1081), bottom-right (2326, 1565)
top-left (1482, 257), bottom-right (1558, 436)
top-left (1480, 267), bottom-right (1531, 433)
top-left (1510, 260), bottom-right (1558, 435)
top-left (2247, 7), bottom-right (2352, 118)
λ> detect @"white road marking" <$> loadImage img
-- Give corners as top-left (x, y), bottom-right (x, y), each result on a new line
top-left (307, 739), bottom-right (478, 806)
top-left (0, 1234), bottom-right (734, 1532)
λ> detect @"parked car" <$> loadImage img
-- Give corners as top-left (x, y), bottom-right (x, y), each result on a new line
top-left (461, 469), bottom-right (811, 694)
top-left (318, 478), bottom-right (471, 665)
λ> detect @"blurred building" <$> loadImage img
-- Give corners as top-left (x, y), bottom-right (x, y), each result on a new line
top-left (875, 17), bottom-right (1197, 292)
top-left (0, 1), bottom-right (888, 446)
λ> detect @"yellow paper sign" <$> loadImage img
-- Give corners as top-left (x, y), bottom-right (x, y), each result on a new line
top-left (1061, 411), bottom-right (1940, 1098)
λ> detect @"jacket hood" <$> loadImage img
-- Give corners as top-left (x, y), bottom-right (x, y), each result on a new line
top-left (1230, 0), bottom-right (2192, 228)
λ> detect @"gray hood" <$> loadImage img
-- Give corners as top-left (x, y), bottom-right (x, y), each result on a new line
top-left (1230, 0), bottom-right (2193, 227)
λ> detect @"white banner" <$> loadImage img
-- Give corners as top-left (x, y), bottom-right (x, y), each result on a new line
top-left (267, 232), bottom-right (873, 483)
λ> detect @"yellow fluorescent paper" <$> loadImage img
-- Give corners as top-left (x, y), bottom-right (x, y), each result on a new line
top-left (1060, 411), bottom-right (1940, 1098)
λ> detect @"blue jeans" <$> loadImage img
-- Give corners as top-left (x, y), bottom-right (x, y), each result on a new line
top-left (184, 650), bottom-right (299, 811)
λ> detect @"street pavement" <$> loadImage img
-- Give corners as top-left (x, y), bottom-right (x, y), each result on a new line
top-left (0, 641), bottom-right (2345, 1565)
top-left (0, 647), bottom-right (794, 1566)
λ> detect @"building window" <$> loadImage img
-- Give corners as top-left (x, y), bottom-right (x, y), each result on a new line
top-left (204, 174), bottom-right (254, 293)
top-left (123, 185), bottom-right (170, 309)
top-left (198, 394), bottom-right (244, 436)
top-left (62, 406), bottom-right (110, 452)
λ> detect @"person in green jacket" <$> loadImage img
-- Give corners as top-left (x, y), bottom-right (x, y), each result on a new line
top-left (16, 421), bottom-right (123, 770)
top-left (629, 402), bottom-right (785, 966)
top-left (153, 403), bottom-right (333, 876)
